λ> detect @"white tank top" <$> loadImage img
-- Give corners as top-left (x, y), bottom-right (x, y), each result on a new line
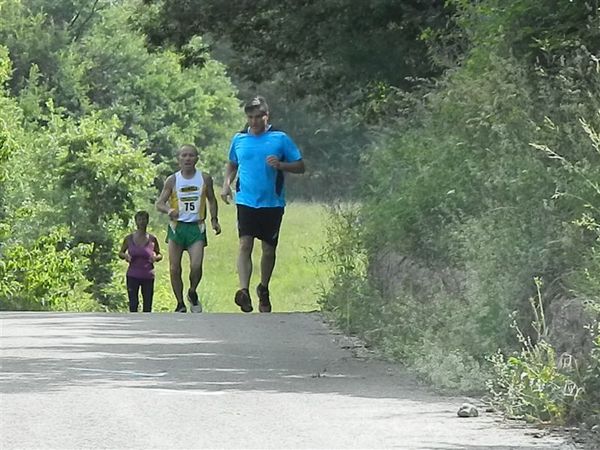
top-left (169, 170), bottom-right (207, 223)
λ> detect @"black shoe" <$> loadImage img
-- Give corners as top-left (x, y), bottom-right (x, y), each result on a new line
top-left (188, 290), bottom-right (202, 313)
top-left (256, 283), bottom-right (272, 313)
top-left (174, 303), bottom-right (187, 313)
top-left (234, 289), bottom-right (253, 313)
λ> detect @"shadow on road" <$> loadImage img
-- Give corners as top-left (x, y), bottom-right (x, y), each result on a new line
top-left (1, 312), bottom-right (433, 400)
top-left (1, 312), bottom-right (571, 450)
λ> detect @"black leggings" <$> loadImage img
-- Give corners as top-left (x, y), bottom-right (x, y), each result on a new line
top-left (126, 276), bottom-right (154, 312)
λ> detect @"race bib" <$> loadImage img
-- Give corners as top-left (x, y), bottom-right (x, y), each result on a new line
top-left (179, 196), bottom-right (200, 213)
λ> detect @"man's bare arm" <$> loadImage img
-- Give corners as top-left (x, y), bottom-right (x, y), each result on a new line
top-left (155, 175), bottom-right (178, 219)
top-left (266, 157), bottom-right (305, 174)
top-left (204, 174), bottom-right (221, 234)
top-left (220, 161), bottom-right (238, 204)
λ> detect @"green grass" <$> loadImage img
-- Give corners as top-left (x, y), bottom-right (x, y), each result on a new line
top-left (135, 202), bottom-right (328, 313)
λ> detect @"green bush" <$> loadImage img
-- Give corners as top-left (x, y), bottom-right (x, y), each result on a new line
top-left (317, 204), bottom-right (380, 334)
top-left (0, 227), bottom-right (96, 311)
top-left (0, 1), bottom-right (242, 310)
top-left (411, 343), bottom-right (487, 394)
top-left (319, 0), bottom-right (600, 414)
top-left (486, 280), bottom-right (581, 423)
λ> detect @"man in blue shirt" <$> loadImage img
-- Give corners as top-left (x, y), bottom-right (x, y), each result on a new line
top-left (221, 96), bottom-right (305, 313)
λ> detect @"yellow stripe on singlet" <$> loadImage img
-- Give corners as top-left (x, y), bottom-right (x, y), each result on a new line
top-left (198, 184), bottom-right (207, 221)
top-left (169, 190), bottom-right (178, 230)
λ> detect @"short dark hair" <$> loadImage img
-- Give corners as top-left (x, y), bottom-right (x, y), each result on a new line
top-left (135, 210), bottom-right (149, 221)
top-left (177, 144), bottom-right (198, 157)
top-left (244, 96), bottom-right (269, 115)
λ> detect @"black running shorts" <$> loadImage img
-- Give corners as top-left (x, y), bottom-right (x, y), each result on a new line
top-left (236, 204), bottom-right (284, 247)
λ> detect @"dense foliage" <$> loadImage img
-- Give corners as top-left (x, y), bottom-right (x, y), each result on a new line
top-left (0, 0), bottom-right (240, 310)
top-left (319, 0), bottom-right (600, 426)
top-left (141, 0), bottom-right (452, 198)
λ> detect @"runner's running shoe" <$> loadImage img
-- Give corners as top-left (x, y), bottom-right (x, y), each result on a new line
top-left (234, 289), bottom-right (253, 313)
top-left (256, 283), bottom-right (272, 313)
top-left (188, 290), bottom-right (202, 313)
top-left (174, 303), bottom-right (187, 313)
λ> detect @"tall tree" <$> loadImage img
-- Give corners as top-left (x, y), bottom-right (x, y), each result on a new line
top-left (142, 0), bottom-right (449, 107)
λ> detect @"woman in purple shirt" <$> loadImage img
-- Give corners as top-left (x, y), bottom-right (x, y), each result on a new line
top-left (118, 211), bottom-right (162, 312)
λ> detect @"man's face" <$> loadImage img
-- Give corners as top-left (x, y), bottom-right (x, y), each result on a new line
top-left (178, 148), bottom-right (198, 169)
top-left (246, 110), bottom-right (268, 134)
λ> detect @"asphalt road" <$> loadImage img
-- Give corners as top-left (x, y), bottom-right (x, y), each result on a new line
top-left (0, 312), bottom-right (575, 449)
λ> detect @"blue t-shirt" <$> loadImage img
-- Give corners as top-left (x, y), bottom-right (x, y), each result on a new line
top-left (228, 127), bottom-right (302, 208)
